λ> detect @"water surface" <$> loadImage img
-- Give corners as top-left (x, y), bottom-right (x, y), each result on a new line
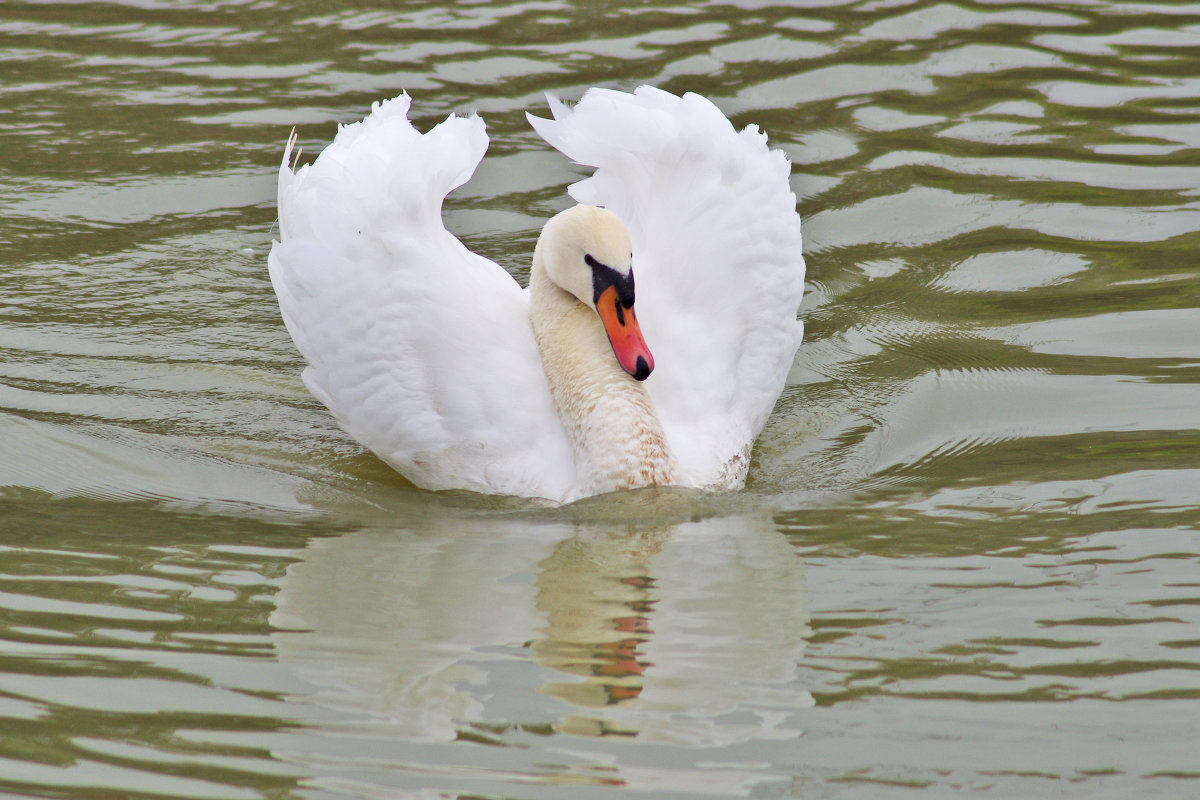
top-left (3, 1), bottom-right (1200, 797)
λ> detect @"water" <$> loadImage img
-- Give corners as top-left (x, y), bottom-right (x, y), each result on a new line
top-left (3, 0), bottom-right (1200, 796)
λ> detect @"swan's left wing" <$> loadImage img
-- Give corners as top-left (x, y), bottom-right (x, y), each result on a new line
top-left (270, 95), bottom-right (576, 501)
top-left (529, 87), bottom-right (805, 489)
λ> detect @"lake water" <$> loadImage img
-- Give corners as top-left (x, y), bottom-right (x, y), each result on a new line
top-left (3, 1), bottom-right (1200, 797)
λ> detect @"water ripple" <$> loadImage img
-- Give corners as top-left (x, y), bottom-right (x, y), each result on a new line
top-left (3, 0), bottom-right (1200, 796)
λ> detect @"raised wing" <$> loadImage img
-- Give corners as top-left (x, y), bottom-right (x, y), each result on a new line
top-left (528, 87), bottom-right (806, 489)
top-left (270, 95), bottom-right (576, 501)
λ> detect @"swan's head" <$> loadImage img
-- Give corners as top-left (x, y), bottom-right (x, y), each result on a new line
top-left (537, 205), bottom-right (654, 381)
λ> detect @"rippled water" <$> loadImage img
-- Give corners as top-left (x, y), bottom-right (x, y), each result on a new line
top-left (3, 1), bottom-right (1200, 797)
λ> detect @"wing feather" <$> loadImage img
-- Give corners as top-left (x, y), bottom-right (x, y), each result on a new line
top-left (528, 87), bottom-right (805, 488)
top-left (270, 95), bottom-right (575, 501)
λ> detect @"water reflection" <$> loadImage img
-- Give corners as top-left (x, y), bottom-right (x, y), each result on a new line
top-left (273, 509), bottom-right (811, 749)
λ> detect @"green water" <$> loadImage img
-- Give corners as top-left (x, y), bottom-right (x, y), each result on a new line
top-left (3, 1), bottom-right (1200, 797)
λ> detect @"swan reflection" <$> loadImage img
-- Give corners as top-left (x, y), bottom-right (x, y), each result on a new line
top-left (272, 508), bottom-right (811, 747)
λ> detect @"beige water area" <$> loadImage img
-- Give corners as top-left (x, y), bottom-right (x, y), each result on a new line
top-left (3, 1), bottom-right (1200, 797)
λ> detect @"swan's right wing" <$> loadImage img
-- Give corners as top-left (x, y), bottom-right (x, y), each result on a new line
top-left (270, 95), bottom-right (576, 501)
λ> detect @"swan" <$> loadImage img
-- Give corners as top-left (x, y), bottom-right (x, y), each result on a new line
top-left (269, 87), bottom-right (805, 503)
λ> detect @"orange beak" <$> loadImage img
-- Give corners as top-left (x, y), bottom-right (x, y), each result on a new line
top-left (595, 285), bottom-right (654, 381)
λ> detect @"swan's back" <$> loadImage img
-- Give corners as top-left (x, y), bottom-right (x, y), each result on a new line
top-left (529, 87), bottom-right (806, 489)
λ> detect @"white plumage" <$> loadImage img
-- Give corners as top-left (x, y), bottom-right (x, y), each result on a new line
top-left (269, 87), bottom-right (805, 503)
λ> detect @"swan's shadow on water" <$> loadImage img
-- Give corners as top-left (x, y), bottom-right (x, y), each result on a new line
top-left (271, 495), bottom-right (812, 750)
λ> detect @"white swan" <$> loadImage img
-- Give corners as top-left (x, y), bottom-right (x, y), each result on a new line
top-left (269, 87), bottom-right (805, 503)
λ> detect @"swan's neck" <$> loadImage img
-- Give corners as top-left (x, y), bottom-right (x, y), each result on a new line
top-left (530, 269), bottom-right (676, 496)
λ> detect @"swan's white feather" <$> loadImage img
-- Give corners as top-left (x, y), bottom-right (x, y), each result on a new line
top-left (271, 88), bottom-right (804, 501)
top-left (270, 94), bottom-right (576, 500)
top-left (528, 86), bottom-right (805, 489)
